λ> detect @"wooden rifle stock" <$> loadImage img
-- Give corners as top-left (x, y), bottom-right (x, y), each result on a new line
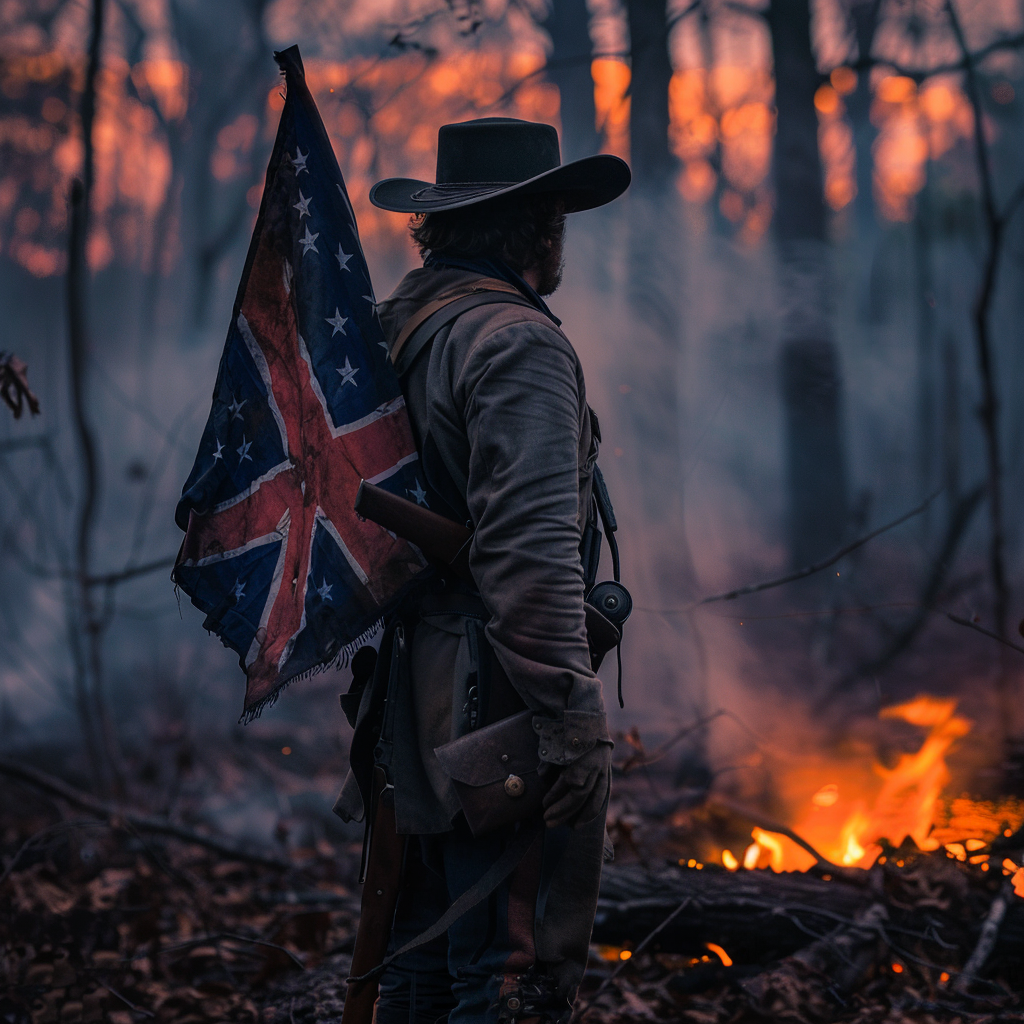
top-left (354, 479), bottom-right (620, 669)
top-left (340, 767), bottom-right (405, 1024)
top-left (355, 479), bottom-right (472, 584)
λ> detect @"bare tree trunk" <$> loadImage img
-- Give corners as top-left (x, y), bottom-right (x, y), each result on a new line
top-left (914, 175), bottom-right (937, 537)
top-left (769, 0), bottom-right (850, 568)
top-left (846, 0), bottom-right (881, 229)
top-left (544, 0), bottom-right (599, 162)
top-left (67, 0), bottom-right (120, 796)
top-left (945, 0), bottom-right (1011, 646)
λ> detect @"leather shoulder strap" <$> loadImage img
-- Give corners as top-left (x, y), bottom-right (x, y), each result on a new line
top-left (389, 277), bottom-right (532, 374)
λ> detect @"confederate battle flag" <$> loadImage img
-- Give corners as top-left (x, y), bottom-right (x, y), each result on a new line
top-left (173, 46), bottom-right (425, 720)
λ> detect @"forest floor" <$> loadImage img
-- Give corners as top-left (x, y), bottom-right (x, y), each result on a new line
top-left (2, 710), bottom-right (1024, 1024)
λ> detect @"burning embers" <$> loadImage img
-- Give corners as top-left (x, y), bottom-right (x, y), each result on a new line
top-left (718, 695), bottom-right (1023, 878)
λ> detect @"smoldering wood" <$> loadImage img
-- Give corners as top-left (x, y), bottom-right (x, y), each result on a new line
top-left (592, 861), bottom-right (1024, 967)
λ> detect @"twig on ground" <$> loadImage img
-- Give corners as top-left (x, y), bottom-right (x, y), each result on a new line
top-left (97, 982), bottom-right (155, 1018)
top-left (585, 897), bottom-right (692, 1006)
top-left (954, 856), bottom-right (1020, 994)
top-left (0, 757), bottom-right (292, 870)
top-left (0, 818), bottom-right (106, 886)
top-left (219, 932), bottom-right (307, 970)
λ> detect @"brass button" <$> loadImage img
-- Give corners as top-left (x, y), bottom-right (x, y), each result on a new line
top-left (571, 737), bottom-right (580, 748)
top-left (501, 754), bottom-right (509, 763)
top-left (504, 774), bottom-right (525, 798)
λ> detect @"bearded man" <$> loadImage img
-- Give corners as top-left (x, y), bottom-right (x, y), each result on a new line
top-left (335, 117), bottom-right (630, 1024)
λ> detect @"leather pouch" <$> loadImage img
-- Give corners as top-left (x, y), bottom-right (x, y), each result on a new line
top-left (434, 710), bottom-right (547, 837)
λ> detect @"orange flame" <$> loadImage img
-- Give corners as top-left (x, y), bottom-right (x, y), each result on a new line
top-left (743, 697), bottom-right (972, 871)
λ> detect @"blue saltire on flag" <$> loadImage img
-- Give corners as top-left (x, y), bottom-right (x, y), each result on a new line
top-left (173, 45), bottom-right (426, 720)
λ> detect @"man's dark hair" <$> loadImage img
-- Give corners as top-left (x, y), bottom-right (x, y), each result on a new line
top-left (410, 194), bottom-right (565, 274)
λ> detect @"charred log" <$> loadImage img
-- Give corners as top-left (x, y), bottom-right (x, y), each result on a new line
top-left (593, 859), bottom-right (1024, 975)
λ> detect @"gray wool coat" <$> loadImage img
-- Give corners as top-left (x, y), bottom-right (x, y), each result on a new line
top-left (334, 265), bottom-right (611, 998)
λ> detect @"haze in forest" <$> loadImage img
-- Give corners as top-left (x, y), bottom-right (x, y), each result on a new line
top-left (3, 0), bottom-right (1024, 800)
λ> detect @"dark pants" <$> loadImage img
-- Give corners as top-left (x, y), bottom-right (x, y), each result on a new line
top-left (375, 816), bottom-right (573, 1024)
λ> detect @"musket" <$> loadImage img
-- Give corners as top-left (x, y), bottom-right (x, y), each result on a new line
top-left (340, 766), bottom-right (404, 1024)
top-left (355, 479), bottom-right (473, 584)
top-left (340, 622), bottom-right (407, 1024)
top-left (354, 479), bottom-right (622, 667)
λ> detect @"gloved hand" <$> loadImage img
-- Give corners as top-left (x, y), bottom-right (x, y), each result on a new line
top-left (539, 741), bottom-right (612, 829)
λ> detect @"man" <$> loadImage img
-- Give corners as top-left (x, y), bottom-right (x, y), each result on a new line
top-left (335, 117), bottom-right (630, 1024)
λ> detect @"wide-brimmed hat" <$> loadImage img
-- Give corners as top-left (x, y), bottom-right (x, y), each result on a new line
top-left (369, 117), bottom-right (630, 214)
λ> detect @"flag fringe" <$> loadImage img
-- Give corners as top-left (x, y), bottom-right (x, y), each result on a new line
top-left (237, 616), bottom-right (384, 725)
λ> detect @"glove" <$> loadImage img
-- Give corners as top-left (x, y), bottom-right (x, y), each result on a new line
top-left (539, 741), bottom-right (612, 829)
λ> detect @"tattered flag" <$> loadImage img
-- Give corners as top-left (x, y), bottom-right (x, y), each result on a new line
top-left (173, 45), bottom-right (425, 720)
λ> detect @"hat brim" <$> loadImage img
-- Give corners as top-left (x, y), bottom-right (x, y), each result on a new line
top-left (369, 153), bottom-right (631, 214)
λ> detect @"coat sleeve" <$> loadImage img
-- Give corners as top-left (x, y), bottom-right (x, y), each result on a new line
top-left (452, 316), bottom-right (608, 758)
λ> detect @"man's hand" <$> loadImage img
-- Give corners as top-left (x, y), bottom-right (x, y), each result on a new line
top-left (539, 742), bottom-right (612, 829)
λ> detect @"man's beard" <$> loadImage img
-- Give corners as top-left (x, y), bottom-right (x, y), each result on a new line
top-left (534, 230), bottom-right (565, 296)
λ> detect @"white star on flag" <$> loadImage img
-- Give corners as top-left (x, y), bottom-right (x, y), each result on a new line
top-left (232, 578), bottom-right (246, 600)
top-left (300, 225), bottom-right (319, 257)
top-left (336, 357), bottom-right (359, 388)
top-left (317, 579), bottom-right (333, 602)
top-left (326, 308), bottom-right (348, 336)
top-left (293, 191), bottom-right (312, 218)
top-left (336, 244), bottom-right (353, 272)
top-left (227, 395), bottom-right (247, 420)
top-left (237, 435), bottom-right (253, 463)
top-left (291, 146), bottom-right (308, 174)
top-left (409, 479), bottom-right (429, 506)
top-left (212, 439), bottom-right (224, 462)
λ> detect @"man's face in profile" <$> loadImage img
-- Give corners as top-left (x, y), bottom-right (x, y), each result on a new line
top-left (535, 216), bottom-right (566, 297)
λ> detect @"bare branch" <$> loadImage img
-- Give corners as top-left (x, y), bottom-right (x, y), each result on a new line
top-left (708, 795), bottom-right (865, 882)
top-left (88, 556), bottom-right (178, 588)
top-left (0, 352), bottom-right (40, 418)
top-left (656, 490), bottom-right (940, 611)
top-left (946, 613), bottom-right (1024, 657)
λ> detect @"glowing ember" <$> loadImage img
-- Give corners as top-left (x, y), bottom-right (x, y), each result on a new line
top-left (706, 942), bottom-right (733, 967)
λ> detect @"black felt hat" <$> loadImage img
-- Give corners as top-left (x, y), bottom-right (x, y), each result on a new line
top-left (369, 117), bottom-right (631, 214)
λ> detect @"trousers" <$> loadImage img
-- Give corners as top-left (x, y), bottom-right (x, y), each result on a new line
top-left (375, 815), bottom-right (576, 1024)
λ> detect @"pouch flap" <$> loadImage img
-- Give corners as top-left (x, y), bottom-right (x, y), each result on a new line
top-left (434, 710), bottom-right (539, 787)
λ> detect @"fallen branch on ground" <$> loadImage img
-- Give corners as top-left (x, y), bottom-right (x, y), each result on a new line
top-left (0, 757), bottom-right (292, 870)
